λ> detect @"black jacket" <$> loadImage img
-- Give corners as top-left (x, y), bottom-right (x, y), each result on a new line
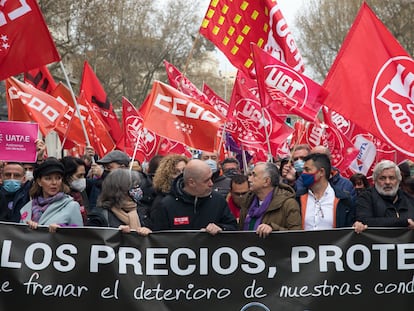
top-left (151, 175), bottom-right (237, 231)
top-left (0, 180), bottom-right (32, 223)
top-left (356, 187), bottom-right (414, 227)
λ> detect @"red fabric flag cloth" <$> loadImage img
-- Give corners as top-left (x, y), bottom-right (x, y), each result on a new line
top-left (253, 44), bottom-right (327, 122)
top-left (0, 0), bottom-right (60, 80)
top-left (203, 82), bottom-right (229, 118)
top-left (323, 2), bottom-right (414, 157)
top-left (79, 61), bottom-right (122, 144)
top-left (76, 91), bottom-right (115, 158)
top-left (227, 75), bottom-right (293, 155)
top-left (164, 60), bottom-right (212, 105)
top-left (200, 0), bottom-right (304, 76)
top-left (24, 65), bottom-right (57, 94)
top-left (6, 77), bottom-right (67, 136)
top-left (50, 82), bottom-right (92, 148)
top-left (142, 81), bottom-right (224, 152)
top-left (324, 108), bottom-right (408, 178)
top-left (122, 97), bottom-right (160, 162)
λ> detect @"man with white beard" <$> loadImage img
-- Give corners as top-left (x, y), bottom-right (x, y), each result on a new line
top-left (356, 160), bottom-right (414, 229)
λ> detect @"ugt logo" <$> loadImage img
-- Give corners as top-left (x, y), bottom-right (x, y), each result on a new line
top-left (372, 56), bottom-right (414, 156)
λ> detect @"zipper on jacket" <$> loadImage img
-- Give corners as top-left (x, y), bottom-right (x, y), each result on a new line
top-left (194, 197), bottom-right (198, 214)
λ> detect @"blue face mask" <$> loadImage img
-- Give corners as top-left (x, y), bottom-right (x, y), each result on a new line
top-left (294, 159), bottom-right (305, 173)
top-left (3, 179), bottom-right (22, 193)
top-left (204, 159), bottom-right (218, 173)
top-left (128, 186), bottom-right (143, 203)
top-left (301, 173), bottom-right (317, 188)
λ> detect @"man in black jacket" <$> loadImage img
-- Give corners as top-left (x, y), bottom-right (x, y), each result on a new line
top-left (151, 159), bottom-right (237, 234)
top-left (356, 160), bottom-right (414, 229)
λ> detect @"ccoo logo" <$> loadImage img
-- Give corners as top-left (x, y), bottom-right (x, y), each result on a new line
top-left (372, 56), bottom-right (414, 156)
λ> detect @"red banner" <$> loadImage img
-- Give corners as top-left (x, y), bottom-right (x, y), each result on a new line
top-left (6, 77), bottom-right (67, 136)
top-left (253, 44), bottom-right (327, 122)
top-left (323, 3), bottom-right (414, 157)
top-left (200, 0), bottom-right (304, 76)
top-left (142, 81), bottom-right (223, 152)
top-left (228, 75), bottom-right (293, 155)
top-left (0, 0), bottom-right (60, 80)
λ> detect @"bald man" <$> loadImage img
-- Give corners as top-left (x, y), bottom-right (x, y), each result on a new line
top-left (151, 159), bottom-right (237, 234)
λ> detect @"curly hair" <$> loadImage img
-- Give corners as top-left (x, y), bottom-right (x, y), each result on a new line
top-left (152, 154), bottom-right (189, 193)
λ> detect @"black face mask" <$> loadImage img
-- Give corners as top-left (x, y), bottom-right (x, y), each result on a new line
top-left (355, 188), bottom-right (366, 196)
top-left (223, 169), bottom-right (238, 178)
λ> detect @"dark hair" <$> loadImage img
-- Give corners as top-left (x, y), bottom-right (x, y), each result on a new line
top-left (61, 156), bottom-right (86, 185)
top-left (221, 157), bottom-right (240, 168)
top-left (147, 155), bottom-right (164, 176)
top-left (230, 174), bottom-right (248, 190)
top-left (303, 153), bottom-right (331, 180)
top-left (350, 173), bottom-right (370, 188)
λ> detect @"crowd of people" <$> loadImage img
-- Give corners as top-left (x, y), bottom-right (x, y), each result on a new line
top-left (1, 141), bottom-right (414, 236)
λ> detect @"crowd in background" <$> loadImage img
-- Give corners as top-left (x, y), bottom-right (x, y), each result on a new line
top-left (1, 141), bottom-right (414, 237)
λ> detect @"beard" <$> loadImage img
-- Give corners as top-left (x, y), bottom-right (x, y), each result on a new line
top-left (375, 183), bottom-right (399, 197)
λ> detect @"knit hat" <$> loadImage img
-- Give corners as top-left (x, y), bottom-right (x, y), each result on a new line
top-left (33, 158), bottom-right (64, 180)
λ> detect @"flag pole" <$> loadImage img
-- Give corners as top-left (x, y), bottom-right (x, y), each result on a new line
top-left (260, 108), bottom-right (273, 162)
top-left (129, 130), bottom-right (143, 171)
top-left (59, 61), bottom-right (91, 148)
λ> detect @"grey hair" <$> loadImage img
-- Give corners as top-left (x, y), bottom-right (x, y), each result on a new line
top-left (372, 160), bottom-right (402, 182)
top-left (257, 162), bottom-right (280, 187)
top-left (97, 168), bottom-right (141, 209)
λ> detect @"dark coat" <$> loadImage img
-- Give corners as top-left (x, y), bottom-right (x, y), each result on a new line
top-left (151, 175), bottom-right (237, 231)
top-left (356, 187), bottom-right (414, 227)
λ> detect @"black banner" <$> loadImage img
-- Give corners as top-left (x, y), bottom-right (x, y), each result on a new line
top-left (0, 222), bottom-right (413, 310)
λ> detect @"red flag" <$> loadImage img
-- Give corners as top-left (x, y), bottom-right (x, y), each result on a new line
top-left (51, 83), bottom-right (91, 148)
top-left (203, 83), bottom-right (229, 118)
top-left (0, 0), bottom-right (60, 80)
top-left (253, 44), bottom-right (327, 122)
top-left (24, 65), bottom-right (57, 94)
top-left (158, 138), bottom-right (192, 158)
top-left (200, 0), bottom-right (304, 76)
top-left (325, 108), bottom-right (407, 178)
top-left (164, 60), bottom-right (212, 105)
top-left (142, 81), bottom-right (224, 152)
top-left (6, 77), bottom-right (67, 136)
top-left (323, 3), bottom-right (414, 157)
top-left (228, 75), bottom-right (293, 154)
top-left (79, 61), bottom-right (122, 144)
top-left (77, 91), bottom-right (115, 158)
top-left (122, 97), bottom-right (160, 162)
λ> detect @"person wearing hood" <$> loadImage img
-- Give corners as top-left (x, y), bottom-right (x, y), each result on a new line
top-left (200, 151), bottom-right (231, 198)
top-left (239, 162), bottom-right (301, 237)
top-left (151, 159), bottom-right (237, 234)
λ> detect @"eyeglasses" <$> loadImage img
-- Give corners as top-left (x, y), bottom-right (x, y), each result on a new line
top-left (232, 191), bottom-right (248, 197)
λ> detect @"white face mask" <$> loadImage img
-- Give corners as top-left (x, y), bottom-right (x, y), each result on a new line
top-left (204, 159), bottom-right (218, 173)
top-left (70, 178), bottom-right (86, 192)
top-left (25, 170), bottom-right (34, 181)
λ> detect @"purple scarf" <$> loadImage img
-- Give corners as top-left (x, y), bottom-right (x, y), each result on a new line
top-left (31, 192), bottom-right (65, 222)
top-left (243, 190), bottom-right (273, 230)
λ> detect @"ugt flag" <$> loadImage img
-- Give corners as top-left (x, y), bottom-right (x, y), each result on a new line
top-left (199, 0), bottom-right (304, 77)
top-left (323, 3), bottom-right (414, 157)
top-left (0, 0), bottom-right (60, 80)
